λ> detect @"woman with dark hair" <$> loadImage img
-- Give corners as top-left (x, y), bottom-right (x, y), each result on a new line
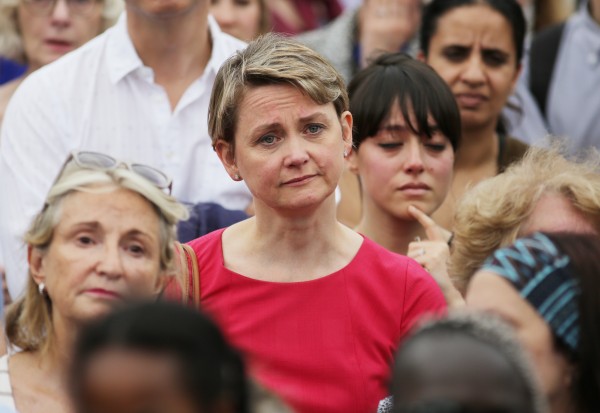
top-left (467, 232), bottom-right (600, 413)
top-left (71, 301), bottom-right (249, 413)
top-left (418, 0), bottom-right (529, 229)
top-left (343, 53), bottom-right (462, 303)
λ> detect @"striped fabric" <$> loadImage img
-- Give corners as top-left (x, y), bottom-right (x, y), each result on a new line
top-left (0, 355), bottom-right (16, 411)
top-left (482, 232), bottom-right (580, 354)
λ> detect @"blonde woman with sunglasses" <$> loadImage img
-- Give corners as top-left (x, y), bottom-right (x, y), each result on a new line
top-left (0, 151), bottom-right (187, 412)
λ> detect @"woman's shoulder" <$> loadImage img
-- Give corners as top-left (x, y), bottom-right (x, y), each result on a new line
top-left (498, 135), bottom-right (529, 173)
top-left (186, 227), bottom-right (226, 253)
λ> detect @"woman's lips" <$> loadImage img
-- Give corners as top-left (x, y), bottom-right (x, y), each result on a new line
top-left (84, 288), bottom-right (122, 300)
top-left (399, 182), bottom-right (431, 196)
top-left (282, 174), bottom-right (316, 186)
top-left (45, 39), bottom-right (74, 54)
top-left (455, 93), bottom-right (487, 109)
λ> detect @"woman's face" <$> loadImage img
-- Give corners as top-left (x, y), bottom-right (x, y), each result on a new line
top-left (466, 272), bottom-right (574, 403)
top-left (18, 0), bottom-right (103, 70)
top-left (423, 5), bottom-right (520, 132)
top-left (30, 187), bottom-right (165, 325)
top-left (215, 84), bottom-right (352, 213)
top-left (77, 348), bottom-right (198, 413)
top-left (210, 0), bottom-right (261, 42)
top-left (349, 102), bottom-right (454, 220)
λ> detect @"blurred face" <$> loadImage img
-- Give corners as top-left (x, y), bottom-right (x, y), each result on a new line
top-left (18, 0), bottom-right (103, 70)
top-left (77, 348), bottom-right (198, 413)
top-left (215, 84), bottom-right (352, 214)
top-left (423, 5), bottom-right (520, 132)
top-left (125, 0), bottom-right (205, 21)
top-left (349, 101), bottom-right (454, 221)
top-left (466, 272), bottom-right (574, 403)
top-left (30, 187), bottom-right (165, 326)
top-left (210, 0), bottom-right (261, 42)
top-left (395, 336), bottom-right (532, 412)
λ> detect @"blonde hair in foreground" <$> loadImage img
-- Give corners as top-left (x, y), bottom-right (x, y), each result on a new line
top-left (449, 143), bottom-right (600, 293)
top-left (208, 32), bottom-right (349, 149)
top-left (5, 162), bottom-right (189, 354)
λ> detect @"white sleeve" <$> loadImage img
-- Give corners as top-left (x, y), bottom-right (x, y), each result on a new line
top-left (0, 73), bottom-right (71, 300)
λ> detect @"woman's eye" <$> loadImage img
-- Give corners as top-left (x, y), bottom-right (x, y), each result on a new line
top-left (258, 135), bottom-right (278, 145)
top-left (483, 51), bottom-right (509, 67)
top-left (378, 143), bottom-right (402, 150)
top-left (127, 244), bottom-right (146, 255)
top-left (425, 143), bottom-right (447, 152)
top-left (442, 46), bottom-right (469, 62)
top-left (306, 124), bottom-right (323, 134)
top-left (76, 236), bottom-right (94, 246)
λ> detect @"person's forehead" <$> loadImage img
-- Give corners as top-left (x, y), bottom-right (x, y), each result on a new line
top-left (520, 192), bottom-right (598, 236)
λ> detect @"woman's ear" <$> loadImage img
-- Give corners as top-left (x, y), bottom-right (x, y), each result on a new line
top-left (340, 111), bottom-right (354, 153)
top-left (28, 245), bottom-right (46, 287)
top-left (214, 139), bottom-right (240, 181)
top-left (347, 148), bottom-right (360, 175)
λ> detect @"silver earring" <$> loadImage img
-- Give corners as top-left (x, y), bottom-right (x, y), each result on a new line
top-left (234, 174), bottom-right (241, 181)
top-left (343, 150), bottom-right (348, 158)
top-left (38, 282), bottom-right (46, 296)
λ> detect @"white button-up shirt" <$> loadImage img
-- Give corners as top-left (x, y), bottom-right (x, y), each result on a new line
top-left (0, 14), bottom-right (251, 299)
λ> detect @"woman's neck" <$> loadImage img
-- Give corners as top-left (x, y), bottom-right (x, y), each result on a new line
top-left (225, 196), bottom-right (363, 282)
top-left (455, 124), bottom-right (499, 169)
top-left (355, 201), bottom-right (424, 255)
top-left (253, 196), bottom-right (343, 252)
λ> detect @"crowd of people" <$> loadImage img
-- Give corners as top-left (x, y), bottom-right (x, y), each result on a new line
top-left (0, 0), bottom-right (598, 412)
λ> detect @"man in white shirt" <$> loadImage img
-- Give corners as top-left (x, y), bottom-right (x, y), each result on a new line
top-left (0, 0), bottom-right (251, 299)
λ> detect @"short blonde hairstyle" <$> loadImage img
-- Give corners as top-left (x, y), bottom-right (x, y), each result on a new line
top-left (208, 32), bottom-right (348, 149)
top-left (0, 0), bottom-right (123, 61)
top-left (5, 160), bottom-right (189, 354)
top-left (450, 144), bottom-right (600, 293)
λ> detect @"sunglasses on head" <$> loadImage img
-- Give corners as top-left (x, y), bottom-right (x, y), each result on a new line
top-left (64, 151), bottom-right (173, 194)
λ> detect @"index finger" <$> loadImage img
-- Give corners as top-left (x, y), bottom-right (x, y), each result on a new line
top-left (407, 205), bottom-right (445, 241)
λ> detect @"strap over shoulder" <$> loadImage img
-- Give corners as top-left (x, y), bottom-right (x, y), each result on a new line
top-left (162, 242), bottom-right (201, 307)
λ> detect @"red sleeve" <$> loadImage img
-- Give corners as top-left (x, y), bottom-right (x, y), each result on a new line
top-left (398, 258), bottom-right (447, 340)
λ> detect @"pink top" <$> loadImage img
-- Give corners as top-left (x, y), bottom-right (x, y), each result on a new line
top-left (188, 229), bottom-right (446, 413)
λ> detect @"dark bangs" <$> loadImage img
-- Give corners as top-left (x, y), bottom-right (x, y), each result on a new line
top-left (348, 53), bottom-right (461, 150)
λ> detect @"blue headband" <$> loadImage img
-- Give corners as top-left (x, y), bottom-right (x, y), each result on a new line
top-left (482, 232), bottom-right (580, 355)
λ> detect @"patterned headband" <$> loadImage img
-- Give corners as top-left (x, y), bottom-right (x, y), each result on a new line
top-left (481, 232), bottom-right (580, 355)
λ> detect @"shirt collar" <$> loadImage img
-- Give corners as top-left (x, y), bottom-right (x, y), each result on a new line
top-left (105, 13), bottom-right (242, 84)
top-left (106, 12), bottom-right (144, 84)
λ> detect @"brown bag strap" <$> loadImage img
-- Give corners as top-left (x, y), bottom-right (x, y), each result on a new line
top-left (168, 242), bottom-right (201, 307)
top-left (181, 243), bottom-right (201, 306)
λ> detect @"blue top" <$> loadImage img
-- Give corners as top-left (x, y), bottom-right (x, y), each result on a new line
top-left (0, 57), bottom-right (26, 85)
